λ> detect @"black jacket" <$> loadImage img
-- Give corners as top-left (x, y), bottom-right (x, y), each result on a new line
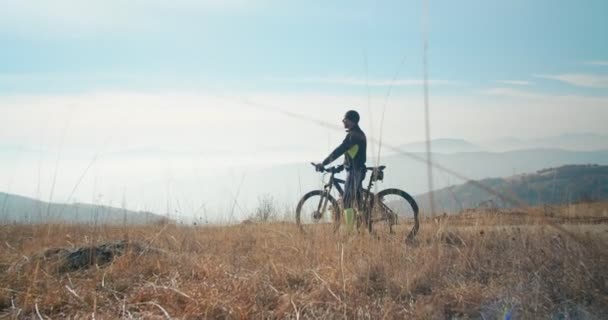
top-left (322, 125), bottom-right (367, 171)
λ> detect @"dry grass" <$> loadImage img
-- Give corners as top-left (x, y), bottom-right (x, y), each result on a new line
top-left (0, 207), bottom-right (607, 319)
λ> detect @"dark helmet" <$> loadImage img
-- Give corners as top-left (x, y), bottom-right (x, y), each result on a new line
top-left (344, 110), bottom-right (360, 123)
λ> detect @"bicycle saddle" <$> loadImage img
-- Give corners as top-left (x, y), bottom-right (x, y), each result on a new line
top-left (367, 166), bottom-right (386, 181)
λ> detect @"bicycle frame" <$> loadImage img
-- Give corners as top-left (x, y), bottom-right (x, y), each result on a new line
top-left (316, 166), bottom-right (377, 226)
top-left (316, 169), bottom-right (346, 216)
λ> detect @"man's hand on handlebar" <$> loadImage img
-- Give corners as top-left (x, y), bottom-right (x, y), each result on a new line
top-left (311, 162), bottom-right (325, 172)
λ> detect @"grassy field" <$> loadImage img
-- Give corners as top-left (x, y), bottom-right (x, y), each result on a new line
top-left (0, 206), bottom-right (607, 319)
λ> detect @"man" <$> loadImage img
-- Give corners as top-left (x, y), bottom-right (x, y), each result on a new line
top-left (314, 110), bottom-right (367, 229)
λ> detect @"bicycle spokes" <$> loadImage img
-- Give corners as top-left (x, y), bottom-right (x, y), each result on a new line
top-left (302, 194), bottom-right (334, 224)
top-left (370, 195), bottom-right (406, 234)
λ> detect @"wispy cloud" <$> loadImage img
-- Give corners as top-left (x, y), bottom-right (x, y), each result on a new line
top-left (482, 87), bottom-right (545, 100)
top-left (483, 87), bottom-right (608, 105)
top-left (494, 80), bottom-right (532, 86)
top-left (585, 60), bottom-right (608, 66)
top-left (269, 76), bottom-right (453, 87)
top-left (535, 73), bottom-right (608, 89)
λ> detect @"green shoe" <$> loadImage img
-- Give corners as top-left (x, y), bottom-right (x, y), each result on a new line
top-left (344, 208), bottom-right (355, 232)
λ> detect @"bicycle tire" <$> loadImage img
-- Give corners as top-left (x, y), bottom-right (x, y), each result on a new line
top-left (375, 188), bottom-right (420, 241)
top-left (295, 190), bottom-right (341, 234)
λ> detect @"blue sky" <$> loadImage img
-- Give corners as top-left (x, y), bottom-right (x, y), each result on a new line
top-left (1, 0), bottom-right (607, 95)
top-left (1, 1), bottom-right (608, 214)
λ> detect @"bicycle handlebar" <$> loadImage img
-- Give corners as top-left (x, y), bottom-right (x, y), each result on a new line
top-left (310, 162), bottom-right (344, 174)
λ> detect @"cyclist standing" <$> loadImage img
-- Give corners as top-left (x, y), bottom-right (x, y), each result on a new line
top-left (314, 110), bottom-right (367, 229)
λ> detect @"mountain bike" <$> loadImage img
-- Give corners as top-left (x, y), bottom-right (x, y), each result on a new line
top-left (295, 163), bottom-right (420, 241)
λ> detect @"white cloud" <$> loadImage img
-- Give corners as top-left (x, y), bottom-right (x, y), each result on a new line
top-left (535, 73), bottom-right (608, 89)
top-left (483, 87), bottom-right (540, 98)
top-left (3, 89), bottom-right (607, 154)
top-left (482, 87), bottom-right (608, 111)
top-left (2, 89), bottom-right (608, 216)
top-left (494, 80), bottom-right (532, 86)
top-left (269, 76), bottom-right (453, 87)
top-left (0, 72), bottom-right (143, 86)
top-left (585, 60), bottom-right (608, 66)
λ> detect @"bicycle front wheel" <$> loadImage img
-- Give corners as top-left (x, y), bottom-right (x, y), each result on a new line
top-left (295, 190), bottom-right (341, 234)
top-left (375, 188), bottom-right (420, 241)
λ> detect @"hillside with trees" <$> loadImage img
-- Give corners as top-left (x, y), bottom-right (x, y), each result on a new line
top-left (0, 192), bottom-right (168, 224)
top-left (416, 164), bottom-right (608, 213)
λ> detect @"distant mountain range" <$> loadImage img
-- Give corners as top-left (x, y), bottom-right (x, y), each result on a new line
top-left (415, 164), bottom-right (608, 213)
top-left (397, 133), bottom-right (608, 154)
top-left (398, 139), bottom-right (485, 153)
top-left (172, 148), bottom-right (608, 212)
top-left (2, 157), bottom-right (608, 223)
top-left (2, 132), bottom-right (608, 222)
top-left (374, 148), bottom-right (608, 196)
top-left (0, 192), bottom-right (168, 224)
top-left (482, 133), bottom-right (608, 152)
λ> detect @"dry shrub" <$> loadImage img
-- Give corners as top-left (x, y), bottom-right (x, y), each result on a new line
top-left (0, 207), bottom-right (606, 318)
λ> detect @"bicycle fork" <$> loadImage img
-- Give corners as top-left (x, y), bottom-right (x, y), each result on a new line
top-left (315, 184), bottom-right (333, 221)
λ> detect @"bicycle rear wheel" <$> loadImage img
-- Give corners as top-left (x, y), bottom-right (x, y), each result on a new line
top-left (374, 188), bottom-right (420, 241)
top-left (295, 190), bottom-right (341, 234)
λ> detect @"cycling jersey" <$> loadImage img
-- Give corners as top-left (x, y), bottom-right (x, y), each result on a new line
top-left (321, 125), bottom-right (367, 171)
